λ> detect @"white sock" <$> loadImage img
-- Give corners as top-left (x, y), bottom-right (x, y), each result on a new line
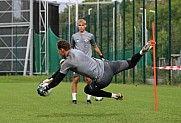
top-left (72, 93), bottom-right (76, 100)
top-left (111, 93), bottom-right (117, 99)
top-left (139, 50), bottom-right (143, 55)
top-left (87, 94), bottom-right (91, 100)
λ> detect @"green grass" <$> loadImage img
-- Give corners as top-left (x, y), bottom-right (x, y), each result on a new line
top-left (0, 76), bottom-right (181, 123)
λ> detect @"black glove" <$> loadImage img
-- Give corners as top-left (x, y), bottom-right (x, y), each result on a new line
top-left (100, 55), bottom-right (105, 61)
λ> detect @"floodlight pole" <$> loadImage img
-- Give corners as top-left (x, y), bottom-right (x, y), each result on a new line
top-left (75, 0), bottom-right (78, 32)
top-left (30, 0), bottom-right (33, 75)
top-left (88, 8), bottom-right (92, 15)
top-left (140, 8), bottom-right (148, 67)
top-left (23, 0), bottom-right (33, 76)
top-left (68, 0), bottom-right (71, 43)
top-left (97, 0), bottom-right (100, 44)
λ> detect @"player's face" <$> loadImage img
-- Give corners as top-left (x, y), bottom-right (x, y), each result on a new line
top-left (78, 22), bottom-right (86, 33)
top-left (58, 48), bottom-right (65, 58)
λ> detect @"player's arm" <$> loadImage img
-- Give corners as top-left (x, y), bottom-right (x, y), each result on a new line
top-left (37, 70), bottom-right (66, 96)
top-left (38, 60), bottom-right (70, 96)
top-left (71, 35), bottom-right (75, 49)
top-left (48, 71), bottom-right (66, 89)
top-left (41, 68), bottom-right (65, 85)
top-left (48, 59), bottom-right (71, 88)
top-left (41, 68), bottom-right (60, 84)
top-left (43, 70), bottom-right (66, 90)
top-left (42, 59), bottom-right (65, 84)
top-left (90, 34), bottom-right (105, 60)
top-left (93, 45), bottom-right (105, 60)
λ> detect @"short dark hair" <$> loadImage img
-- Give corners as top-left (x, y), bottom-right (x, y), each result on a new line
top-left (57, 40), bottom-right (71, 51)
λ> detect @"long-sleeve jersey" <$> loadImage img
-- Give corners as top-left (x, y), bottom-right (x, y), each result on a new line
top-left (60, 49), bottom-right (104, 80)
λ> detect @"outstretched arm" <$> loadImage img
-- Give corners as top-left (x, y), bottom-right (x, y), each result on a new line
top-left (41, 68), bottom-right (60, 84)
top-left (42, 69), bottom-right (66, 89)
top-left (37, 69), bottom-right (66, 96)
top-left (48, 72), bottom-right (66, 89)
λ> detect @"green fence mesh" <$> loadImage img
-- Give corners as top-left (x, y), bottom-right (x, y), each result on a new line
top-left (34, 28), bottom-right (61, 73)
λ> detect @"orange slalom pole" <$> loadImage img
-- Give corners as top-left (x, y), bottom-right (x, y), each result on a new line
top-left (151, 22), bottom-right (158, 112)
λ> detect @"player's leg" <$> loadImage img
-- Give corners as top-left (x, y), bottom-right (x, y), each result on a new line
top-left (108, 54), bottom-right (142, 75)
top-left (71, 72), bottom-right (79, 104)
top-left (84, 42), bottom-right (153, 100)
top-left (84, 56), bottom-right (140, 99)
top-left (127, 41), bottom-right (153, 69)
top-left (84, 63), bottom-right (123, 100)
top-left (85, 77), bottom-right (92, 104)
top-left (109, 41), bottom-right (153, 74)
top-left (84, 82), bottom-right (123, 100)
top-left (86, 77), bottom-right (104, 102)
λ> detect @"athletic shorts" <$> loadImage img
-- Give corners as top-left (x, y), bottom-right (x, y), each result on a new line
top-left (95, 60), bottom-right (129, 89)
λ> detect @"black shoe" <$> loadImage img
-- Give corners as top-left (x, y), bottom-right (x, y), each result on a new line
top-left (72, 100), bottom-right (77, 104)
top-left (87, 100), bottom-right (92, 104)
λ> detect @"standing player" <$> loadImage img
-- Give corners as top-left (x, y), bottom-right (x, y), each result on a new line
top-left (37, 40), bottom-right (154, 100)
top-left (71, 19), bottom-right (104, 104)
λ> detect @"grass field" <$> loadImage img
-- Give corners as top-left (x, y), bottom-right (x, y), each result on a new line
top-left (0, 76), bottom-right (181, 123)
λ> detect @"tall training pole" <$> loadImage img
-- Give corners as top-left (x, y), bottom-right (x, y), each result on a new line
top-left (151, 23), bottom-right (158, 112)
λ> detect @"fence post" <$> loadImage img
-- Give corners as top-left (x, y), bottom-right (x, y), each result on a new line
top-left (132, 0), bottom-right (135, 84)
top-left (122, 0), bottom-right (126, 84)
top-left (168, 0), bottom-right (172, 83)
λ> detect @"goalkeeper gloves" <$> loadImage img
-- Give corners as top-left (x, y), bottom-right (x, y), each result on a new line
top-left (42, 78), bottom-right (53, 84)
top-left (37, 82), bottom-right (50, 96)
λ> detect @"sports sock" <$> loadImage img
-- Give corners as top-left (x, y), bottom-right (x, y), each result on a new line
top-left (139, 50), bottom-right (144, 55)
top-left (72, 93), bottom-right (77, 100)
top-left (111, 93), bottom-right (117, 99)
top-left (87, 94), bottom-right (91, 100)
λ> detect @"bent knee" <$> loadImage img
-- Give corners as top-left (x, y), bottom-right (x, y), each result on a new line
top-left (84, 82), bottom-right (99, 94)
top-left (84, 85), bottom-right (90, 94)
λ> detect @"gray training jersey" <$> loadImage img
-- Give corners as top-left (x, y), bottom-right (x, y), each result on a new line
top-left (60, 49), bottom-right (104, 81)
top-left (71, 31), bottom-right (96, 57)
